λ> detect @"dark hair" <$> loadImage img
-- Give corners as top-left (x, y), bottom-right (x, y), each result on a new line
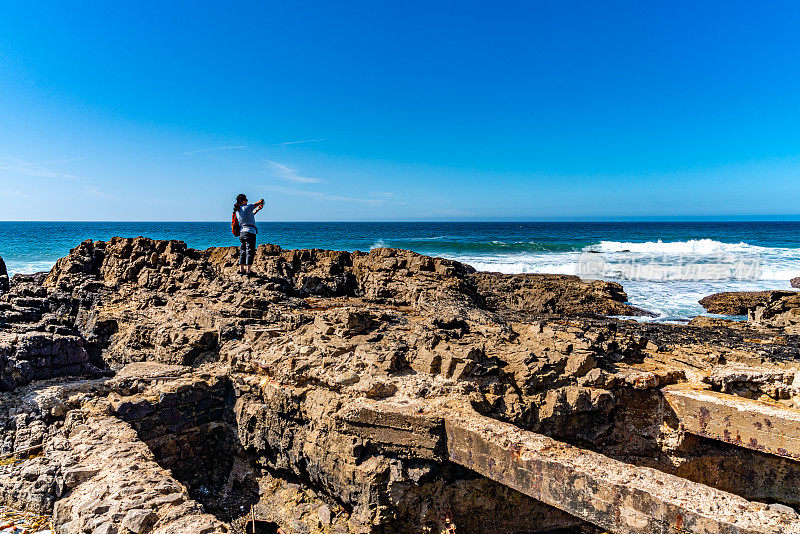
top-left (233, 193), bottom-right (247, 213)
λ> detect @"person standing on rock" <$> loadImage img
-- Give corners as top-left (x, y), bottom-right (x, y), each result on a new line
top-left (233, 193), bottom-right (264, 277)
top-left (0, 254), bottom-right (8, 293)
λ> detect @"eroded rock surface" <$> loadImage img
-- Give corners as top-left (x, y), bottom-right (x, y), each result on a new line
top-left (3, 237), bottom-right (800, 533)
top-left (699, 290), bottom-right (796, 315)
top-left (469, 272), bottom-right (652, 317)
top-left (751, 292), bottom-right (800, 334)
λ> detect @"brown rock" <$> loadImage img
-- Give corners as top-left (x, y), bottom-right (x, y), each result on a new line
top-left (688, 315), bottom-right (750, 330)
top-left (750, 292), bottom-right (800, 333)
top-left (699, 290), bottom-right (796, 315)
top-left (318, 504), bottom-right (332, 525)
top-left (470, 271), bottom-right (655, 317)
top-left (6, 237), bottom-right (800, 534)
top-left (63, 466), bottom-right (100, 489)
top-left (121, 508), bottom-right (158, 533)
top-left (792, 277), bottom-right (800, 289)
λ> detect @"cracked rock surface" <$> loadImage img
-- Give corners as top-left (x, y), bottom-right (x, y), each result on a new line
top-left (2, 237), bottom-right (800, 533)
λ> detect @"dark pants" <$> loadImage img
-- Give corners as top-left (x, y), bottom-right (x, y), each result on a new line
top-left (239, 232), bottom-right (256, 265)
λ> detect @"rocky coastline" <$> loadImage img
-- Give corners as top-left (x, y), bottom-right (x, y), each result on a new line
top-left (2, 237), bottom-right (800, 533)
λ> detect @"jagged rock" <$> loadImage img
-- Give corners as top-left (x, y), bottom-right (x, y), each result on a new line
top-left (121, 509), bottom-right (158, 533)
top-left (699, 290), bottom-right (796, 315)
top-left (11, 272), bottom-right (48, 286)
top-left (750, 292), bottom-right (800, 333)
top-left (688, 316), bottom-right (743, 329)
top-left (792, 277), bottom-right (800, 289)
top-left (3, 237), bottom-right (800, 533)
top-left (471, 272), bottom-right (655, 317)
top-left (0, 332), bottom-right (103, 391)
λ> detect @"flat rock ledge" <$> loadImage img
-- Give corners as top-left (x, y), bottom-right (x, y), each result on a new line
top-left (699, 290), bottom-right (796, 315)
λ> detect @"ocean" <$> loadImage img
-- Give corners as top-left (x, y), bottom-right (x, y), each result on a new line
top-left (1, 221), bottom-right (799, 322)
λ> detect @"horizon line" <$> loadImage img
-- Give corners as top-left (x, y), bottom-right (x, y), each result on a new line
top-left (2, 217), bottom-right (800, 224)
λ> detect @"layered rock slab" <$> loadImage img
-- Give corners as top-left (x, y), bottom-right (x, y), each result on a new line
top-left (664, 384), bottom-right (800, 461)
top-left (0, 375), bottom-right (227, 534)
top-left (470, 272), bottom-right (653, 317)
top-left (231, 375), bottom-right (584, 533)
top-left (343, 398), bottom-right (800, 534)
top-left (54, 409), bottom-right (227, 534)
top-left (0, 332), bottom-right (102, 391)
top-left (698, 291), bottom-right (796, 315)
top-left (444, 406), bottom-right (800, 534)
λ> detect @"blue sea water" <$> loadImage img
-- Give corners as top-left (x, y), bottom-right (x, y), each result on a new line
top-left (1, 221), bottom-right (799, 322)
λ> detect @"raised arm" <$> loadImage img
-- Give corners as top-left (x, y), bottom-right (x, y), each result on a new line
top-left (253, 198), bottom-right (265, 214)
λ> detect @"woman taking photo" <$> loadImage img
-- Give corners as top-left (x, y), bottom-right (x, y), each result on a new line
top-left (233, 193), bottom-right (264, 277)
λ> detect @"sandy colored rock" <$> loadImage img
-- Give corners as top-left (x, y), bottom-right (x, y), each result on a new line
top-left (470, 271), bottom-right (655, 317)
top-left (3, 237), bottom-right (800, 533)
top-left (751, 292), bottom-right (800, 333)
top-left (699, 290), bottom-right (796, 315)
top-left (664, 384), bottom-right (800, 460)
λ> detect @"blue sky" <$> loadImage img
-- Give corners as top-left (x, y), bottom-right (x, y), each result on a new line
top-left (1, 1), bottom-right (800, 221)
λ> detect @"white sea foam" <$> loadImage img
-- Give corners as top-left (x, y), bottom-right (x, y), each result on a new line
top-left (369, 239), bottom-right (388, 250)
top-left (416, 235), bottom-right (450, 241)
top-left (445, 237), bottom-right (800, 323)
top-left (455, 254), bottom-right (579, 276)
top-left (4, 260), bottom-right (58, 276)
top-left (588, 238), bottom-right (762, 254)
top-left (761, 267), bottom-right (800, 280)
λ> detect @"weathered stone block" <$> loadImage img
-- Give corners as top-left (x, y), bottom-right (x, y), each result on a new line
top-left (121, 508), bottom-right (158, 533)
top-left (444, 408), bottom-right (800, 534)
top-left (664, 384), bottom-right (800, 460)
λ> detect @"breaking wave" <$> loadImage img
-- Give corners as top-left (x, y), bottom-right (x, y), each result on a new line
top-left (587, 239), bottom-right (763, 254)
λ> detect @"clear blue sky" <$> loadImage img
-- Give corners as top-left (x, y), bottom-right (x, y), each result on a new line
top-left (1, 1), bottom-right (799, 221)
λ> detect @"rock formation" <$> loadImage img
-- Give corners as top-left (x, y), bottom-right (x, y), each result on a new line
top-left (698, 290), bottom-right (796, 315)
top-left (792, 276), bottom-right (800, 289)
top-left (3, 237), bottom-right (800, 533)
top-left (750, 292), bottom-right (800, 334)
top-left (469, 272), bottom-right (653, 317)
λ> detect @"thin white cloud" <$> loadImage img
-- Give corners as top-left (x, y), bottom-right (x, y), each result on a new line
top-left (271, 138), bottom-right (329, 146)
top-left (266, 160), bottom-right (322, 183)
top-left (183, 145), bottom-right (247, 156)
top-left (0, 188), bottom-right (32, 199)
top-left (0, 157), bottom-right (76, 179)
top-left (421, 208), bottom-right (476, 217)
top-left (85, 185), bottom-right (114, 199)
top-left (264, 185), bottom-right (386, 205)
